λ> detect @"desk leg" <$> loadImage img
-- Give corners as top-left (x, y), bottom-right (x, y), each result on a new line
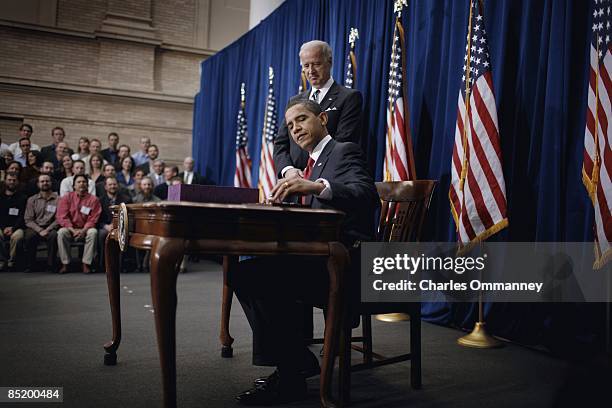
top-left (149, 237), bottom-right (184, 408)
top-left (103, 232), bottom-right (121, 366)
top-left (320, 242), bottom-right (349, 408)
top-left (220, 256), bottom-right (236, 358)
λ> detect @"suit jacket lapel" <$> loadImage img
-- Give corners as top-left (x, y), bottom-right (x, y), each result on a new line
top-left (319, 82), bottom-right (339, 112)
top-left (307, 139), bottom-right (336, 206)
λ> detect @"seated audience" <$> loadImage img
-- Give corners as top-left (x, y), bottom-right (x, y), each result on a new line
top-left (101, 132), bottom-right (119, 165)
top-left (21, 150), bottom-right (42, 184)
top-left (96, 176), bottom-right (132, 272)
top-left (88, 153), bottom-right (105, 184)
top-left (147, 159), bottom-right (165, 186)
top-left (14, 137), bottom-right (32, 166)
top-left (71, 137), bottom-right (90, 161)
top-left (59, 160), bottom-right (96, 197)
top-left (56, 174), bottom-right (101, 273)
top-left (9, 124), bottom-right (40, 156)
top-left (153, 165), bottom-right (178, 200)
top-left (0, 172), bottom-right (27, 270)
top-left (25, 161), bottom-right (59, 197)
top-left (23, 174), bottom-right (59, 272)
top-left (132, 137), bottom-right (151, 167)
top-left (40, 127), bottom-right (74, 161)
top-left (136, 144), bottom-right (160, 175)
top-left (133, 176), bottom-right (161, 203)
top-left (116, 156), bottom-right (135, 187)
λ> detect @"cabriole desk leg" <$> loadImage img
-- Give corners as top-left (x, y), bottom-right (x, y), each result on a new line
top-left (320, 242), bottom-right (349, 408)
top-left (103, 231), bottom-right (121, 366)
top-left (149, 237), bottom-right (184, 408)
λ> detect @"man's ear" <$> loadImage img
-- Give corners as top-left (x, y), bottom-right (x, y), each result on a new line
top-left (319, 111), bottom-right (328, 127)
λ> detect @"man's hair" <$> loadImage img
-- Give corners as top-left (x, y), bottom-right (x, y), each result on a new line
top-left (20, 123), bottom-right (33, 132)
top-left (285, 99), bottom-right (323, 116)
top-left (51, 126), bottom-right (65, 136)
top-left (153, 159), bottom-right (164, 166)
top-left (108, 132), bottom-right (119, 139)
top-left (148, 144), bottom-right (158, 152)
top-left (169, 166), bottom-right (179, 175)
top-left (104, 176), bottom-right (118, 184)
top-left (118, 144), bottom-right (130, 151)
top-left (5, 171), bottom-right (19, 179)
top-left (90, 138), bottom-right (101, 145)
top-left (170, 176), bottom-right (182, 183)
top-left (19, 137), bottom-right (31, 146)
top-left (103, 163), bottom-right (115, 172)
top-left (73, 159), bottom-right (85, 167)
top-left (141, 176), bottom-right (153, 185)
top-left (37, 173), bottom-right (52, 183)
top-left (299, 40), bottom-right (333, 64)
top-left (72, 174), bottom-right (88, 188)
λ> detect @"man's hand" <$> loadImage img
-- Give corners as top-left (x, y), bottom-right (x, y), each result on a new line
top-left (3, 227), bottom-right (13, 237)
top-left (73, 228), bottom-right (84, 239)
top-left (104, 224), bottom-right (112, 232)
top-left (39, 229), bottom-right (48, 238)
top-left (266, 177), bottom-right (325, 203)
top-left (284, 168), bottom-right (304, 179)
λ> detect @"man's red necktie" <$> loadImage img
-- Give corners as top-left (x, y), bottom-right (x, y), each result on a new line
top-left (302, 157), bottom-right (315, 205)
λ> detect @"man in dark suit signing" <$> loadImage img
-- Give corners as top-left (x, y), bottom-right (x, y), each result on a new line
top-left (231, 99), bottom-right (378, 406)
top-left (273, 40), bottom-right (363, 179)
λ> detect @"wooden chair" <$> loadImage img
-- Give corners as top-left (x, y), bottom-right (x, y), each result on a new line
top-left (338, 180), bottom-right (437, 403)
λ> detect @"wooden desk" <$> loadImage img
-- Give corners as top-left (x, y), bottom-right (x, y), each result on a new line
top-left (103, 201), bottom-right (349, 408)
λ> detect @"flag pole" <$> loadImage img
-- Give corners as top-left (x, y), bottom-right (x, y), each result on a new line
top-left (457, 0), bottom-right (502, 349)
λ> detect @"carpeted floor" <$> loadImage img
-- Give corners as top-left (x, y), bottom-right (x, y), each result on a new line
top-left (0, 260), bottom-right (609, 408)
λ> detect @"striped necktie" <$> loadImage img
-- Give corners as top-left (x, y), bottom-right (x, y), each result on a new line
top-left (311, 89), bottom-right (320, 104)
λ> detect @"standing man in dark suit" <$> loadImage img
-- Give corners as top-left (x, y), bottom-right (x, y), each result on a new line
top-left (40, 127), bottom-right (74, 162)
top-left (178, 156), bottom-right (211, 185)
top-left (231, 99), bottom-right (378, 406)
top-left (101, 132), bottom-right (120, 165)
top-left (273, 40), bottom-right (363, 180)
top-left (153, 165), bottom-right (178, 200)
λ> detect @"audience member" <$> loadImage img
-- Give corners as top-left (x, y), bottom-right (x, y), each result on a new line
top-left (147, 159), bottom-right (165, 186)
top-left (116, 156), bottom-right (135, 187)
top-left (9, 124), bottom-right (40, 156)
top-left (21, 150), bottom-right (42, 184)
top-left (179, 156), bottom-right (208, 185)
top-left (23, 174), bottom-right (59, 272)
top-left (153, 165), bottom-right (178, 200)
top-left (40, 127), bottom-right (74, 161)
top-left (25, 161), bottom-right (59, 196)
top-left (114, 145), bottom-right (131, 171)
top-left (132, 137), bottom-right (151, 167)
top-left (101, 132), bottom-right (119, 164)
top-left (83, 138), bottom-right (105, 174)
top-left (59, 160), bottom-right (96, 197)
top-left (50, 141), bottom-right (69, 169)
top-left (136, 144), bottom-right (159, 175)
top-left (0, 173), bottom-right (26, 270)
top-left (71, 137), bottom-right (90, 161)
top-left (129, 168), bottom-right (146, 198)
top-left (88, 153), bottom-right (105, 183)
top-left (14, 137), bottom-right (32, 166)
top-left (56, 174), bottom-right (101, 273)
top-left (54, 154), bottom-right (73, 182)
top-left (95, 164), bottom-right (116, 197)
top-left (4, 161), bottom-right (23, 184)
top-left (96, 176), bottom-right (132, 272)
top-left (133, 176), bottom-right (160, 203)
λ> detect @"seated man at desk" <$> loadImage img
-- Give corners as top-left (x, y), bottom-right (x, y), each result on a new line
top-left (230, 99), bottom-right (378, 406)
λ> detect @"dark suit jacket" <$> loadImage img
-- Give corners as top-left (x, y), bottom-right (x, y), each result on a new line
top-left (40, 144), bottom-right (74, 162)
top-left (101, 148), bottom-right (119, 165)
top-left (97, 192), bottom-right (132, 227)
top-left (136, 162), bottom-right (151, 175)
top-left (305, 139), bottom-right (378, 246)
top-left (273, 81), bottom-right (363, 177)
top-left (154, 182), bottom-right (169, 200)
top-left (177, 171), bottom-right (213, 185)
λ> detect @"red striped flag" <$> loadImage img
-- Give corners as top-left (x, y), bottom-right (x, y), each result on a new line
top-left (384, 2), bottom-right (416, 182)
top-left (449, 0), bottom-right (508, 252)
top-left (258, 67), bottom-right (278, 199)
top-left (234, 82), bottom-right (252, 188)
top-left (582, 0), bottom-right (612, 269)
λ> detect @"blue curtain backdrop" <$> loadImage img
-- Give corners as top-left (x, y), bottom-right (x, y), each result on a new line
top-left (193, 0), bottom-right (606, 350)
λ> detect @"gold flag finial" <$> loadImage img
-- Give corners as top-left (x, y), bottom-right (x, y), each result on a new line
top-left (349, 28), bottom-right (359, 49)
top-left (394, 0), bottom-right (408, 17)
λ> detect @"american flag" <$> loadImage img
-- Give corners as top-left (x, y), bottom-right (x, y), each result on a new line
top-left (258, 67), bottom-right (278, 198)
top-left (344, 28), bottom-right (359, 89)
top-left (384, 0), bottom-right (416, 181)
top-left (234, 82), bottom-right (252, 188)
top-left (583, 0), bottom-right (612, 269)
top-left (449, 0), bottom-right (508, 252)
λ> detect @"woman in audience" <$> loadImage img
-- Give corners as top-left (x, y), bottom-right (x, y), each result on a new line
top-left (116, 156), bottom-right (135, 187)
top-left (71, 137), bottom-right (90, 161)
top-left (2, 149), bottom-right (14, 163)
top-left (21, 150), bottom-right (42, 183)
top-left (89, 153), bottom-right (105, 183)
top-left (54, 154), bottom-right (73, 182)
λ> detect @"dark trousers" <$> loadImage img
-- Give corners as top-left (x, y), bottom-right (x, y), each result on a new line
top-left (228, 255), bottom-right (329, 373)
top-left (23, 228), bottom-right (58, 268)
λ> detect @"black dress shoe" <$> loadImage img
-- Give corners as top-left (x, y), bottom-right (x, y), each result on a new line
top-left (253, 364), bottom-right (319, 387)
top-left (237, 372), bottom-right (307, 406)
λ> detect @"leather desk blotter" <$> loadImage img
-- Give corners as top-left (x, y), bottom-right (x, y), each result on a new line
top-left (167, 184), bottom-right (259, 204)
